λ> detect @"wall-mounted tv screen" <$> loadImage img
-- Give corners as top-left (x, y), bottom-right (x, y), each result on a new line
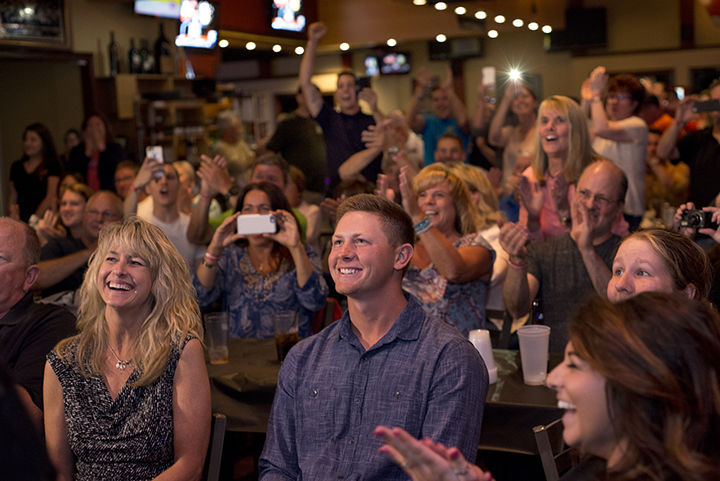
top-left (135, 0), bottom-right (182, 18)
top-left (380, 51), bottom-right (410, 75)
top-left (270, 0), bottom-right (306, 32)
top-left (175, 0), bottom-right (218, 49)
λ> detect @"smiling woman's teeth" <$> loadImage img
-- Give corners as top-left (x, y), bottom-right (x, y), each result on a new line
top-left (558, 400), bottom-right (576, 410)
top-left (339, 268), bottom-right (359, 274)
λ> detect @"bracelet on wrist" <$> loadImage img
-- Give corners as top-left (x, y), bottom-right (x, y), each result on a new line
top-left (414, 217), bottom-right (432, 235)
top-left (132, 184), bottom-right (144, 194)
top-left (507, 258), bottom-right (528, 270)
top-left (204, 251), bottom-right (220, 262)
top-left (201, 258), bottom-right (216, 269)
top-left (200, 193), bottom-right (214, 202)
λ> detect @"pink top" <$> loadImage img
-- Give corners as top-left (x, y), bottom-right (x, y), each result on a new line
top-left (519, 166), bottom-right (629, 242)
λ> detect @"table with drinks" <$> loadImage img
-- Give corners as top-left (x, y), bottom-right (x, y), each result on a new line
top-left (206, 336), bottom-right (563, 454)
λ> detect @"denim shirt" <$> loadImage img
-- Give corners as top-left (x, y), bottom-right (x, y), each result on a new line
top-left (259, 296), bottom-right (488, 480)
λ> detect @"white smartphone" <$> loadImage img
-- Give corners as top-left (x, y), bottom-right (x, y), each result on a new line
top-left (145, 145), bottom-right (164, 164)
top-left (236, 214), bottom-right (277, 235)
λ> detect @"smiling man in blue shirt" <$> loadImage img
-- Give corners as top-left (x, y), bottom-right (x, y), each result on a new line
top-left (259, 194), bottom-right (488, 480)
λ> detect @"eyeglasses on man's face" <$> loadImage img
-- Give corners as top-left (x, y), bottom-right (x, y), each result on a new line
top-left (576, 188), bottom-right (620, 209)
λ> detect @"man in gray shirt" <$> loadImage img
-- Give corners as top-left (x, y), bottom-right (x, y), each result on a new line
top-left (501, 160), bottom-right (627, 352)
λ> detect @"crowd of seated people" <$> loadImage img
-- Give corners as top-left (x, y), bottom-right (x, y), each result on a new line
top-left (4, 17), bottom-right (720, 480)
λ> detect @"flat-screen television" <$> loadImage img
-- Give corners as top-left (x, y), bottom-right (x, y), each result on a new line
top-left (134, 0), bottom-right (182, 18)
top-left (269, 0), bottom-right (306, 33)
top-left (175, 0), bottom-right (218, 49)
top-left (364, 51), bottom-right (411, 76)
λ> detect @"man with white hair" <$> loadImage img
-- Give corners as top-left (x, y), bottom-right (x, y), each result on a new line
top-left (211, 110), bottom-right (254, 185)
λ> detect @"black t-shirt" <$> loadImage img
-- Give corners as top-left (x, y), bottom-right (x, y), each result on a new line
top-left (40, 236), bottom-right (87, 297)
top-left (66, 141), bottom-right (125, 193)
top-left (9, 157), bottom-right (62, 222)
top-left (314, 103), bottom-right (380, 188)
top-left (0, 293), bottom-right (76, 409)
top-left (677, 128), bottom-right (720, 207)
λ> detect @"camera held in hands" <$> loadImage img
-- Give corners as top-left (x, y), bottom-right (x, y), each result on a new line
top-left (236, 214), bottom-right (277, 235)
top-left (680, 209), bottom-right (718, 230)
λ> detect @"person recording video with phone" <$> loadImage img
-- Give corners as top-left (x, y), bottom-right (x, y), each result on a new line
top-left (657, 78), bottom-right (720, 211)
top-left (193, 182), bottom-right (328, 338)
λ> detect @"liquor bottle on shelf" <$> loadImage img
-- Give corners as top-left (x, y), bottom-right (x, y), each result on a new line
top-left (154, 23), bottom-right (173, 74)
top-left (140, 39), bottom-right (155, 74)
top-left (108, 31), bottom-right (120, 76)
top-left (128, 38), bottom-right (142, 74)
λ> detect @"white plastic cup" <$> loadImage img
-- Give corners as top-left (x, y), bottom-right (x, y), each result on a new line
top-left (205, 312), bottom-right (229, 364)
top-left (517, 325), bottom-right (551, 385)
top-left (468, 329), bottom-right (497, 384)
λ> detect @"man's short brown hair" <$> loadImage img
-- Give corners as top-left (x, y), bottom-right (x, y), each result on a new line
top-left (336, 194), bottom-right (414, 247)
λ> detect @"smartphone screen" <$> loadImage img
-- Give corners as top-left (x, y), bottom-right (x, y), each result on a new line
top-left (674, 86), bottom-right (685, 101)
top-left (145, 145), bottom-right (164, 164)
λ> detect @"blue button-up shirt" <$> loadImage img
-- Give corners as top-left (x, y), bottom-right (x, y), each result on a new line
top-left (259, 296), bottom-right (489, 480)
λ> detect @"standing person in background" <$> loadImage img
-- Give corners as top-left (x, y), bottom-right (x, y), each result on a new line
top-left (8, 123), bottom-right (62, 223)
top-left (488, 80), bottom-right (539, 197)
top-left (299, 22), bottom-right (383, 188)
top-left (286, 166), bottom-right (321, 252)
top-left (59, 128), bottom-right (81, 170)
top-left (210, 110), bottom-right (254, 188)
top-left (584, 67), bottom-right (648, 231)
top-left (645, 128), bottom-right (689, 214)
top-left (657, 79), bottom-right (720, 209)
top-left (407, 66), bottom-right (470, 166)
top-left (260, 85), bottom-right (328, 200)
top-left (67, 112), bottom-right (125, 192)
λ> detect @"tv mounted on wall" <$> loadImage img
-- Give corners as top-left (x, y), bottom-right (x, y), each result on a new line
top-left (175, 0), bottom-right (218, 49)
top-left (134, 0), bottom-right (182, 19)
top-left (269, 0), bottom-right (306, 33)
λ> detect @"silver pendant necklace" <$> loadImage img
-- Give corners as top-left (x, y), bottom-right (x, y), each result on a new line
top-left (109, 345), bottom-right (133, 370)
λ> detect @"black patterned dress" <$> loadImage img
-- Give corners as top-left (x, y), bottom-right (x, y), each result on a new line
top-left (47, 337), bottom-right (192, 480)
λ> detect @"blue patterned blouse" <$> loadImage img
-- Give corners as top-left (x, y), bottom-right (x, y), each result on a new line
top-left (193, 245), bottom-right (328, 338)
top-left (402, 232), bottom-right (495, 335)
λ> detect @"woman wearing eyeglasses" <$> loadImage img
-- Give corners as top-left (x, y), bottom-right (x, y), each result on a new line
top-left (583, 67), bottom-right (648, 232)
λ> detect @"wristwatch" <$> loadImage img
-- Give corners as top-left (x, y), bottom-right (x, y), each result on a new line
top-left (224, 185), bottom-right (240, 202)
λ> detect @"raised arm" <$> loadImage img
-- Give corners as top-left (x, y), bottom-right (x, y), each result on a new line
top-left (570, 201), bottom-right (612, 296)
top-left (443, 65), bottom-right (469, 132)
top-left (471, 82), bottom-right (489, 134)
top-left (499, 222), bottom-right (540, 319)
top-left (406, 68), bottom-right (431, 133)
top-left (299, 22), bottom-right (327, 118)
top-left (358, 87), bottom-right (384, 124)
top-left (657, 99), bottom-right (694, 160)
top-left (265, 210), bottom-right (314, 288)
top-left (488, 83), bottom-right (516, 147)
top-left (195, 212), bottom-right (242, 289)
top-left (587, 66), bottom-right (637, 143)
top-left (123, 156), bottom-right (163, 219)
top-left (153, 339), bottom-right (211, 481)
top-left (188, 155), bottom-right (234, 245)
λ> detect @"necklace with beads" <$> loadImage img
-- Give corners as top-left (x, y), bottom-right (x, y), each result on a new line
top-left (108, 345), bottom-right (133, 370)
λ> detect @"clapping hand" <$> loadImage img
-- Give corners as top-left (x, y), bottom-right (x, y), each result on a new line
top-left (499, 221), bottom-right (530, 263)
top-left (375, 426), bottom-right (494, 481)
top-left (588, 66), bottom-right (608, 96)
top-left (398, 166), bottom-right (422, 222)
top-left (375, 174), bottom-right (396, 202)
top-left (197, 154), bottom-right (233, 198)
top-left (37, 210), bottom-right (67, 240)
top-left (358, 88), bottom-right (379, 113)
top-left (516, 175), bottom-right (544, 221)
top-left (570, 197), bottom-right (597, 251)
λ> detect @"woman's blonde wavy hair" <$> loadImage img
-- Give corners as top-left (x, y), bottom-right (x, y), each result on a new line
top-left (443, 162), bottom-right (504, 230)
top-left (412, 163), bottom-right (479, 235)
top-left (531, 95), bottom-right (597, 185)
top-left (56, 217), bottom-right (203, 386)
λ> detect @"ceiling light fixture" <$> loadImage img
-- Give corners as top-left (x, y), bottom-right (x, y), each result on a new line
top-left (494, 15), bottom-right (505, 23)
top-left (245, 41), bottom-right (256, 50)
top-left (387, 38), bottom-right (397, 47)
top-left (339, 42), bottom-right (350, 51)
top-left (218, 39), bottom-right (229, 48)
top-left (272, 44), bottom-right (282, 52)
top-left (434, 2), bottom-right (447, 11)
top-left (295, 46), bottom-right (304, 55)
top-left (528, 22), bottom-right (539, 31)
top-left (488, 29), bottom-right (499, 38)
top-left (512, 18), bottom-right (523, 27)
top-left (436, 33), bottom-right (447, 42)
top-left (454, 6), bottom-right (466, 15)
top-left (542, 25), bottom-right (552, 33)
top-left (413, 0), bottom-right (426, 5)
top-left (475, 10), bottom-right (487, 20)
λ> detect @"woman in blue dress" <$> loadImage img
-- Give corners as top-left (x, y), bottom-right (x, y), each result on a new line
top-left (194, 182), bottom-right (328, 338)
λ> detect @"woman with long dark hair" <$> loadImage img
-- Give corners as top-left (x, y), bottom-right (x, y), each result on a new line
top-left (194, 182), bottom-right (328, 338)
top-left (8, 123), bottom-right (62, 222)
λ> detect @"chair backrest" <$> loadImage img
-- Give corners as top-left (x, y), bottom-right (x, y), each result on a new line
top-left (533, 417), bottom-right (574, 481)
top-left (203, 413), bottom-right (227, 481)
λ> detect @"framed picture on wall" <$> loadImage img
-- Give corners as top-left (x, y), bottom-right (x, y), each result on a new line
top-left (0, 0), bottom-right (71, 49)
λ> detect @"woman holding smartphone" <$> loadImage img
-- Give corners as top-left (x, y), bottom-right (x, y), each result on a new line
top-left (193, 182), bottom-right (328, 338)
